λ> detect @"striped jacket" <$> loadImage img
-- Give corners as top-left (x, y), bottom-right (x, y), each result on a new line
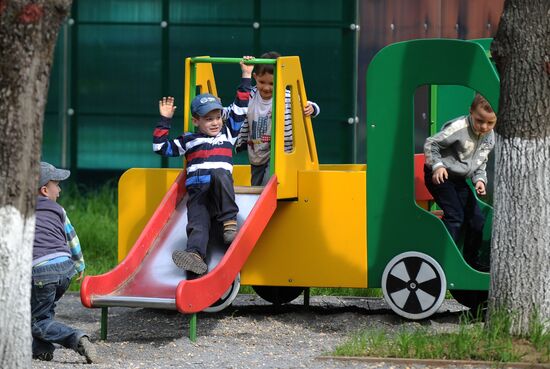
top-left (153, 79), bottom-right (252, 187)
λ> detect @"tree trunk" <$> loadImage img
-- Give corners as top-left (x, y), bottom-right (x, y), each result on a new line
top-left (0, 1), bottom-right (72, 367)
top-left (490, 0), bottom-right (550, 335)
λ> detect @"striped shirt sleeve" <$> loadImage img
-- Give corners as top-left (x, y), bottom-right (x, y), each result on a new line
top-left (284, 90), bottom-right (293, 152)
top-left (283, 91), bottom-right (321, 152)
top-left (63, 210), bottom-right (85, 273)
top-left (153, 116), bottom-right (190, 157)
top-left (222, 78), bottom-right (252, 137)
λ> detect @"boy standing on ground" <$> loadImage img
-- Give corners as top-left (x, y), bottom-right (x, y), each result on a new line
top-left (424, 94), bottom-right (497, 271)
top-left (32, 162), bottom-right (96, 363)
top-left (153, 57), bottom-right (254, 274)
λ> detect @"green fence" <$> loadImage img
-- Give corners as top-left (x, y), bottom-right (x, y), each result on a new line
top-left (43, 0), bottom-right (358, 177)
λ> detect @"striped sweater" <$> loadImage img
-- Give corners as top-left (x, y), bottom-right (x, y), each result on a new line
top-left (153, 79), bottom-right (252, 187)
top-left (235, 87), bottom-right (319, 166)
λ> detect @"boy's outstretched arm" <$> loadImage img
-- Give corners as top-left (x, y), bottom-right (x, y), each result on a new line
top-left (222, 57), bottom-right (254, 139)
top-left (240, 55), bottom-right (254, 78)
top-left (153, 96), bottom-right (187, 157)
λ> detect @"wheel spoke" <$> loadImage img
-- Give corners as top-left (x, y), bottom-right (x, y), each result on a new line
top-left (416, 261), bottom-right (436, 283)
top-left (404, 257), bottom-right (422, 282)
top-left (390, 261), bottom-right (410, 282)
top-left (386, 273), bottom-right (409, 294)
top-left (390, 288), bottom-right (410, 309)
top-left (416, 289), bottom-right (437, 311)
top-left (403, 290), bottom-right (423, 313)
top-left (418, 277), bottom-right (441, 297)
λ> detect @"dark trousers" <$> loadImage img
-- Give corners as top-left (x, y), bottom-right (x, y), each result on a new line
top-left (186, 169), bottom-right (239, 257)
top-left (424, 166), bottom-right (485, 265)
top-left (31, 259), bottom-right (83, 356)
top-left (251, 162), bottom-right (270, 186)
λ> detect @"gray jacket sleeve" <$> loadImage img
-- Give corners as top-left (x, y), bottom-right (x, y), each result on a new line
top-left (423, 120), bottom-right (463, 171)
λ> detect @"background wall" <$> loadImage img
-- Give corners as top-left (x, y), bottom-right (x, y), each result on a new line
top-left (358, 0), bottom-right (504, 161)
top-left (43, 0), bottom-right (358, 182)
top-left (43, 0), bottom-right (504, 183)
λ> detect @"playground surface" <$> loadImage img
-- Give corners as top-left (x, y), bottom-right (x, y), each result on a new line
top-left (30, 292), bottom-right (499, 369)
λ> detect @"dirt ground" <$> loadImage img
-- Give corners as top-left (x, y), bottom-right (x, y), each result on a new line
top-left (31, 292), bottom-right (499, 369)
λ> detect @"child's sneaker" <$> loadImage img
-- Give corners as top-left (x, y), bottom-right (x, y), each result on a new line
top-left (76, 336), bottom-right (97, 364)
top-left (223, 219), bottom-right (238, 244)
top-left (172, 250), bottom-right (207, 274)
top-left (33, 352), bottom-right (53, 361)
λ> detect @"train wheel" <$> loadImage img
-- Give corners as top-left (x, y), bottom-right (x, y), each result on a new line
top-left (252, 286), bottom-right (305, 305)
top-left (382, 251), bottom-right (446, 320)
top-left (449, 289), bottom-right (488, 317)
top-left (203, 273), bottom-right (241, 313)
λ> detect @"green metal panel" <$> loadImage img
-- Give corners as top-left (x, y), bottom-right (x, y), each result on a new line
top-left (366, 39), bottom-right (499, 290)
top-left (42, 0), bottom-right (357, 173)
top-left (432, 39), bottom-right (493, 132)
top-left (76, 25), bottom-right (162, 169)
top-left (43, 25), bottom-right (70, 167)
top-left (170, 0), bottom-right (254, 23)
top-left (78, 0), bottom-right (162, 22)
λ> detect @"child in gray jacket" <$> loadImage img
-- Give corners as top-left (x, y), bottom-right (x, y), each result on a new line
top-left (423, 94), bottom-right (497, 271)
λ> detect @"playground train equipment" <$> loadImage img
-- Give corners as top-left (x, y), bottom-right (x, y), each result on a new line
top-left (81, 38), bottom-right (498, 340)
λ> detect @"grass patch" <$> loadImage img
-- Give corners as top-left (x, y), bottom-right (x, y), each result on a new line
top-left (58, 183), bottom-right (118, 291)
top-left (333, 310), bottom-right (550, 364)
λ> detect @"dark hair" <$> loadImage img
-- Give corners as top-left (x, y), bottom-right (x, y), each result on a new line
top-left (254, 51), bottom-right (281, 76)
top-left (471, 93), bottom-right (494, 113)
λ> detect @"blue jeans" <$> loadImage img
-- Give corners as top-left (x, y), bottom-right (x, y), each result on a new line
top-left (31, 259), bottom-right (84, 356)
top-left (424, 166), bottom-right (485, 265)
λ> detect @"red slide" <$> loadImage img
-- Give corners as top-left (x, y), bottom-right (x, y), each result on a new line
top-left (80, 172), bottom-right (277, 313)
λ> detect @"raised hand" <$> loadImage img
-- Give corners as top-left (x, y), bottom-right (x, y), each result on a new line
top-left (240, 55), bottom-right (255, 78)
top-left (159, 96), bottom-right (177, 118)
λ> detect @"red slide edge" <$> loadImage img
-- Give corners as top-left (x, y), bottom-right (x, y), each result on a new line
top-left (80, 170), bottom-right (187, 308)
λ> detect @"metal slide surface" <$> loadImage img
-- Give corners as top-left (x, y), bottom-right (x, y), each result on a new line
top-left (81, 174), bottom-right (277, 313)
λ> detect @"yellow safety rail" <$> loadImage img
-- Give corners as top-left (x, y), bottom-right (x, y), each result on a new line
top-left (274, 56), bottom-right (319, 199)
top-left (183, 56), bottom-right (218, 132)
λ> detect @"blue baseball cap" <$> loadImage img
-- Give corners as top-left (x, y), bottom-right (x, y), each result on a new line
top-left (191, 93), bottom-right (223, 117)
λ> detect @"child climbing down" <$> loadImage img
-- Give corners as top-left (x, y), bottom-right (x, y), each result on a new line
top-left (152, 57), bottom-right (254, 274)
top-left (423, 93), bottom-right (496, 271)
